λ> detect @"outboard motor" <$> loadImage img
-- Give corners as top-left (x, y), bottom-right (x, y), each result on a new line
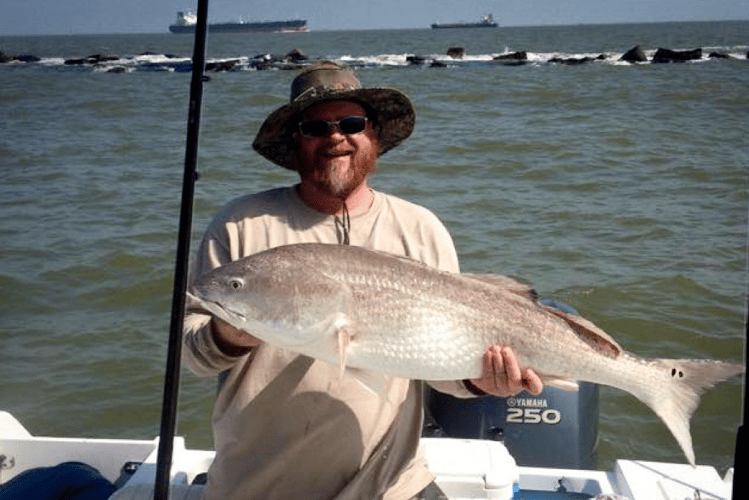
top-left (423, 383), bottom-right (599, 469)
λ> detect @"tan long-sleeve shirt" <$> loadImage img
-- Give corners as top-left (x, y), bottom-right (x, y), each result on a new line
top-left (183, 186), bottom-right (474, 500)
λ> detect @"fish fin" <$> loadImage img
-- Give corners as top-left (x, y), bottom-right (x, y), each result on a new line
top-left (336, 329), bottom-right (351, 380)
top-left (637, 357), bottom-right (743, 466)
top-left (463, 273), bottom-right (539, 301)
top-left (347, 368), bottom-right (388, 399)
top-left (539, 375), bottom-right (580, 392)
top-left (541, 305), bottom-right (623, 358)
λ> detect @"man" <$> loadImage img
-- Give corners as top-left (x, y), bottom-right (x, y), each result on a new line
top-left (183, 61), bottom-right (542, 500)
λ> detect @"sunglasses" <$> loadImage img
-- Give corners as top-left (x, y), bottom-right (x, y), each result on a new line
top-left (298, 116), bottom-right (369, 137)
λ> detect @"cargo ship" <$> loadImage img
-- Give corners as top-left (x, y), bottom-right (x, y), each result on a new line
top-left (168, 12), bottom-right (308, 34)
top-left (431, 14), bottom-right (498, 29)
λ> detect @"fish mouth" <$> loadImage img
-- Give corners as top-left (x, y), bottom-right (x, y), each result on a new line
top-left (208, 302), bottom-right (247, 324)
top-left (186, 291), bottom-right (246, 323)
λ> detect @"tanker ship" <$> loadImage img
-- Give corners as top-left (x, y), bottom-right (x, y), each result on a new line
top-left (169, 12), bottom-right (308, 34)
top-left (431, 14), bottom-right (498, 29)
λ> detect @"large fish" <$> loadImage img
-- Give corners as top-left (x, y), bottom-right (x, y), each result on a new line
top-left (188, 243), bottom-right (743, 466)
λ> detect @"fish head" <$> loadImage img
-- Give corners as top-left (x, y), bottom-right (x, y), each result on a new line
top-left (188, 251), bottom-right (350, 353)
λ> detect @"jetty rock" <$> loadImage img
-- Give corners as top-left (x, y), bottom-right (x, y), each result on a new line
top-left (652, 47), bottom-right (702, 63)
top-left (446, 47), bottom-right (466, 58)
top-left (493, 51), bottom-right (528, 65)
top-left (0, 51), bottom-right (41, 63)
top-left (64, 54), bottom-right (120, 65)
top-left (550, 54), bottom-right (606, 65)
top-left (406, 55), bottom-right (430, 65)
top-left (205, 59), bottom-right (241, 72)
top-left (405, 55), bottom-right (447, 68)
top-left (247, 50), bottom-right (309, 70)
top-left (286, 48), bottom-right (309, 62)
top-left (620, 46), bottom-right (648, 63)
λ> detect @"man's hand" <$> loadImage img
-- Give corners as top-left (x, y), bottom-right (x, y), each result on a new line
top-left (211, 317), bottom-right (263, 357)
top-left (469, 346), bottom-right (543, 397)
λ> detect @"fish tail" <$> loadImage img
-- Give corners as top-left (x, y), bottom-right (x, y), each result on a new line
top-left (643, 357), bottom-right (743, 466)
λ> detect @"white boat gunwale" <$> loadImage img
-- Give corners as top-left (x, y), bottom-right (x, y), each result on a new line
top-left (0, 411), bottom-right (734, 500)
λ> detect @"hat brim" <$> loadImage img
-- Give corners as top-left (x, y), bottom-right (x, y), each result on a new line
top-left (252, 87), bottom-right (415, 170)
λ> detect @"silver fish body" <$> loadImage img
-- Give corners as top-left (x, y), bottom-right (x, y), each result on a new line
top-left (188, 243), bottom-right (743, 465)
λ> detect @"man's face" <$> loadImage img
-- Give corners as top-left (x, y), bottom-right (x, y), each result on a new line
top-left (293, 100), bottom-right (379, 199)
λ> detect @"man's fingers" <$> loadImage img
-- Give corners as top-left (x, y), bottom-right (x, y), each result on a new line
top-left (472, 345), bottom-right (545, 397)
top-left (522, 368), bottom-right (544, 396)
top-left (500, 346), bottom-right (523, 388)
top-left (488, 346), bottom-right (503, 380)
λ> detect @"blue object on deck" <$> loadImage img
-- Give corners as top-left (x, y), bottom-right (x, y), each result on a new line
top-left (0, 461), bottom-right (115, 500)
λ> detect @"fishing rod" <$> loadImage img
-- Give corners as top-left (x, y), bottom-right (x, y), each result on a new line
top-left (733, 277), bottom-right (749, 496)
top-left (154, 0), bottom-right (209, 499)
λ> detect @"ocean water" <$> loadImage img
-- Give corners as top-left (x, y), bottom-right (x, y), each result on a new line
top-left (1, 21), bottom-right (747, 474)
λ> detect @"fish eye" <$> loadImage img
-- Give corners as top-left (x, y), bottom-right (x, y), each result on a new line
top-left (228, 278), bottom-right (244, 290)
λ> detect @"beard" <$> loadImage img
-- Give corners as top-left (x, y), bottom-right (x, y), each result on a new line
top-left (295, 144), bottom-right (378, 200)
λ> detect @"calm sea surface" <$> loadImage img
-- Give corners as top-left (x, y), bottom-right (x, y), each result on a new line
top-left (1, 21), bottom-right (747, 473)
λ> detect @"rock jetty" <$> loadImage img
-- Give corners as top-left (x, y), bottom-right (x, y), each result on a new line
top-left (1, 44), bottom-right (746, 72)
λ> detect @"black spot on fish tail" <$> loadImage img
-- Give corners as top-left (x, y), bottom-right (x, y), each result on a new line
top-left (644, 357), bottom-right (743, 465)
top-left (663, 359), bottom-right (742, 395)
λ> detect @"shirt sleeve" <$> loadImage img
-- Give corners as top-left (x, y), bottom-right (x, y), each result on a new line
top-left (181, 208), bottom-right (248, 377)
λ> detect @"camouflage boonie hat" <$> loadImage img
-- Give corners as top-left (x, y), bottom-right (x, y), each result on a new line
top-left (252, 61), bottom-right (416, 170)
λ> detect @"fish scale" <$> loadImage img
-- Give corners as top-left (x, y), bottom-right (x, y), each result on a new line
top-left (188, 242), bottom-right (743, 466)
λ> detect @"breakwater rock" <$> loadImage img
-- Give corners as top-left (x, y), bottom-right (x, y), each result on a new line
top-left (549, 54), bottom-right (607, 65)
top-left (651, 47), bottom-right (702, 63)
top-left (493, 51), bottom-right (528, 66)
top-left (1, 44), bottom-right (746, 73)
top-left (620, 46), bottom-right (648, 63)
top-left (0, 51), bottom-right (41, 63)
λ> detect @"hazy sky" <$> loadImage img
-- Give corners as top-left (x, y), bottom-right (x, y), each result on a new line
top-left (2, 0), bottom-right (748, 35)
